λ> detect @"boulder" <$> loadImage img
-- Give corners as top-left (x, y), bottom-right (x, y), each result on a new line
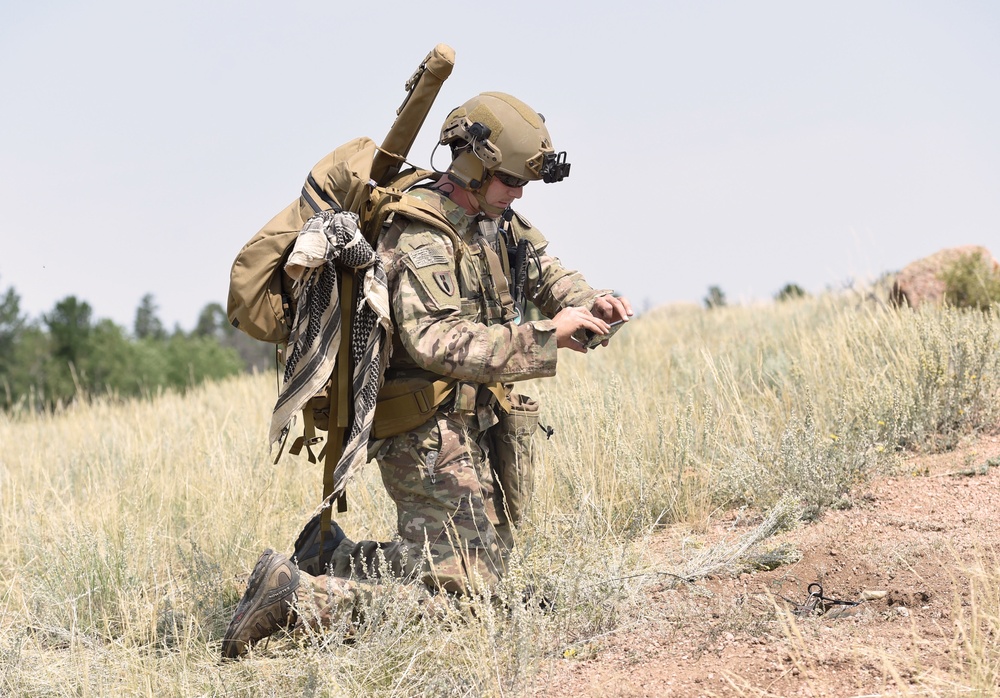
top-left (889, 245), bottom-right (998, 308)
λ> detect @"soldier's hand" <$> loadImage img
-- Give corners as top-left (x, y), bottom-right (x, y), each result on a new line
top-left (553, 306), bottom-right (610, 353)
top-left (591, 294), bottom-right (633, 324)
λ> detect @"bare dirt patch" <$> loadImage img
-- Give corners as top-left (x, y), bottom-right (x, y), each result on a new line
top-left (532, 433), bottom-right (1000, 697)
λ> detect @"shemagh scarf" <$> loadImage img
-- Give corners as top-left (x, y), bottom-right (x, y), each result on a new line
top-left (269, 209), bottom-right (391, 497)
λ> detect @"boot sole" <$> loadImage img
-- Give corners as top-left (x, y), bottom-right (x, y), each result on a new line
top-left (221, 549), bottom-right (299, 658)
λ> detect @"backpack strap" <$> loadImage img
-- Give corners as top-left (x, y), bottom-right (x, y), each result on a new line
top-left (288, 409), bottom-right (321, 463)
top-left (319, 270), bottom-right (354, 540)
top-left (368, 182), bottom-right (465, 257)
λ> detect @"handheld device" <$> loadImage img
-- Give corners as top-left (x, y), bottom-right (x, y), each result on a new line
top-left (572, 319), bottom-right (626, 350)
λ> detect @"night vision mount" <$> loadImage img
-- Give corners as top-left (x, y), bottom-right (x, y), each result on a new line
top-left (540, 151), bottom-right (570, 183)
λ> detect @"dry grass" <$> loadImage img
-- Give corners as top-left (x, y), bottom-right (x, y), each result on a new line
top-left (1, 297), bottom-right (999, 695)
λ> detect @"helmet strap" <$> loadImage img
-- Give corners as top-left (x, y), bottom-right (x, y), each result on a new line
top-left (444, 167), bottom-right (505, 219)
top-left (472, 175), bottom-right (505, 219)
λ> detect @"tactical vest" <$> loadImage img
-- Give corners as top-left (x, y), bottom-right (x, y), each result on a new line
top-left (371, 188), bottom-right (521, 437)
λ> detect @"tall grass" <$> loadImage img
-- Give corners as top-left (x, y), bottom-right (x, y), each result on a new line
top-left (1, 297), bottom-right (998, 695)
top-left (538, 298), bottom-right (1000, 528)
top-left (949, 548), bottom-right (1000, 693)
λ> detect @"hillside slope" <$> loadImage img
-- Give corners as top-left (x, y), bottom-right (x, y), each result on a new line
top-left (536, 432), bottom-right (1000, 697)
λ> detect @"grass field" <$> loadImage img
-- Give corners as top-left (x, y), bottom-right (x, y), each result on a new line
top-left (2, 295), bottom-right (999, 696)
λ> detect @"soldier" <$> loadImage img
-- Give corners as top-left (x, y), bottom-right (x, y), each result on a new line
top-left (222, 92), bottom-right (632, 658)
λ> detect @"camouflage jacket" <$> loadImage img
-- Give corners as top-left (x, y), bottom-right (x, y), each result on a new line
top-left (378, 187), bottom-right (609, 390)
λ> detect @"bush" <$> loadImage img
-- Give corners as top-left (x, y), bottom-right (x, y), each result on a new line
top-left (939, 251), bottom-right (1000, 310)
top-left (775, 283), bottom-right (808, 302)
top-left (704, 285), bottom-right (727, 309)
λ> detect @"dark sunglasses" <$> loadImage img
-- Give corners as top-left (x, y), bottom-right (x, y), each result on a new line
top-left (494, 171), bottom-right (530, 188)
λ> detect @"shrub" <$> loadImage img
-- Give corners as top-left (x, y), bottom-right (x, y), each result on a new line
top-left (940, 251), bottom-right (1000, 310)
top-left (704, 285), bottom-right (727, 309)
top-left (775, 283), bottom-right (808, 302)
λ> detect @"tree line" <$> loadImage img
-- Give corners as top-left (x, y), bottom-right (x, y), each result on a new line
top-left (0, 280), bottom-right (274, 412)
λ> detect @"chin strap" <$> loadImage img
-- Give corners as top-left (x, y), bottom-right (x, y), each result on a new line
top-left (471, 173), bottom-right (506, 218)
top-left (444, 171), bottom-right (505, 219)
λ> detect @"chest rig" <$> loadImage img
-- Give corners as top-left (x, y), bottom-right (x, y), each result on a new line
top-left (373, 192), bottom-right (521, 436)
top-left (461, 216), bottom-right (521, 326)
top-left (430, 209), bottom-right (520, 418)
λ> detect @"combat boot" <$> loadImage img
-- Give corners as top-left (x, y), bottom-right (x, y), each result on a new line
top-left (221, 548), bottom-right (300, 659)
top-left (291, 512), bottom-right (349, 576)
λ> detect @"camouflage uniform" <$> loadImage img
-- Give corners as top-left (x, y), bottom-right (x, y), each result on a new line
top-left (297, 187), bottom-right (607, 614)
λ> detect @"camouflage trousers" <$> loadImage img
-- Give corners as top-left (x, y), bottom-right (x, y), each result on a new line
top-left (291, 571), bottom-right (443, 636)
top-left (290, 397), bottom-right (540, 632)
top-left (346, 409), bottom-right (507, 592)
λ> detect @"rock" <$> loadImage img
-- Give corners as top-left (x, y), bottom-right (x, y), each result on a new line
top-left (859, 590), bottom-right (888, 601)
top-left (889, 245), bottom-right (998, 308)
top-left (824, 604), bottom-right (863, 619)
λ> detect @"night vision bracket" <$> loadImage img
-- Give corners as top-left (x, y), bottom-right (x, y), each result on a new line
top-left (540, 151), bottom-right (571, 183)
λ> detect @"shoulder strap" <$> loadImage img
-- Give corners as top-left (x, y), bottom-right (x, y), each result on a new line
top-left (322, 271), bottom-right (354, 525)
top-left (380, 197), bottom-right (463, 248)
top-left (363, 174), bottom-right (465, 251)
top-left (474, 238), bottom-right (517, 324)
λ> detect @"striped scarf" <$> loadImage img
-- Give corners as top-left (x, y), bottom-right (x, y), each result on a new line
top-left (269, 210), bottom-right (391, 498)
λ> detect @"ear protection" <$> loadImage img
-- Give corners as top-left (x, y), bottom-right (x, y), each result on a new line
top-left (441, 118), bottom-right (501, 191)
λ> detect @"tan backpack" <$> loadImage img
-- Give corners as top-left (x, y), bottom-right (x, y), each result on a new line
top-left (225, 46), bottom-right (457, 549)
top-left (227, 44), bottom-right (456, 344)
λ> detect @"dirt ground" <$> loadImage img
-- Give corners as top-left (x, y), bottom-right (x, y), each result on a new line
top-left (533, 433), bottom-right (1000, 697)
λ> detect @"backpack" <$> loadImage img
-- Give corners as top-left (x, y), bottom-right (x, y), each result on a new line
top-left (227, 43), bottom-right (456, 344)
top-left (225, 46), bottom-right (457, 549)
top-left (227, 136), bottom-right (376, 343)
top-left (226, 137), bottom-right (467, 344)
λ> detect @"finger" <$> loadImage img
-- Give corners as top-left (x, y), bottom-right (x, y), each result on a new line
top-left (599, 299), bottom-right (621, 321)
top-left (607, 296), bottom-right (632, 321)
top-left (596, 298), bottom-right (618, 321)
top-left (582, 316), bottom-right (610, 334)
top-left (583, 297), bottom-right (601, 315)
top-left (618, 296), bottom-right (635, 317)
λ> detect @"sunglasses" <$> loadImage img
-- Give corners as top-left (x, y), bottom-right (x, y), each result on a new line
top-left (494, 171), bottom-right (530, 188)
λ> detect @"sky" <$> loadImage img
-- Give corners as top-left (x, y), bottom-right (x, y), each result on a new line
top-left (1, 0), bottom-right (998, 331)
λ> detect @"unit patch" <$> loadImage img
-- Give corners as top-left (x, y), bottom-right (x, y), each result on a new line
top-left (408, 247), bottom-right (449, 269)
top-left (433, 271), bottom-right (456, 296)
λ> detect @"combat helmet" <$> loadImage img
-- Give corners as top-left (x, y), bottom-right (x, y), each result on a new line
top-left (439, 92), bottom-right (571, 195)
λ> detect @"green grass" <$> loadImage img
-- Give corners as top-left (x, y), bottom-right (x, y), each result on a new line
top-left (1, 296), bottom-right (999, 695)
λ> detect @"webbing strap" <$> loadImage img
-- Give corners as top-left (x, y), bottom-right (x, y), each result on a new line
top-left (473, 216), bottom-right (517, 324)
top-left (288, 409), bottom-right (321, 464)
top-left (479, 242), bottom-right (517, 322)
top-left (485, 383), bottom-right (512, 413)
top-left (320, 271), bottom-right (355, 551)
top-left (375, 378), bottom-right (457, 421)
top-left (320, 422), bottom-right (344, 546)
top-left (376, 196), bottom-right (463, 256)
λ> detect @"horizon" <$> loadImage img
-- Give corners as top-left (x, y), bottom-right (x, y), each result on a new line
top-left (2, 1), bottom-right (997, 330)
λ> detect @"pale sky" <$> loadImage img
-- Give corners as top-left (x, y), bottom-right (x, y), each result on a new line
top-left (1, 1), bottom-right (997, 331)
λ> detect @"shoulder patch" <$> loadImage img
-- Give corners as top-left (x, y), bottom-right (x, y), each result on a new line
top-left (433, 271), bottom-right (456, 296)
top-left (408, 247), bottom-right (450, 269)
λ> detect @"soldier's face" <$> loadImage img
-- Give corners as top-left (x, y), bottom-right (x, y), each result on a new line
top-left (482, 176), bottom-right (524, 211)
